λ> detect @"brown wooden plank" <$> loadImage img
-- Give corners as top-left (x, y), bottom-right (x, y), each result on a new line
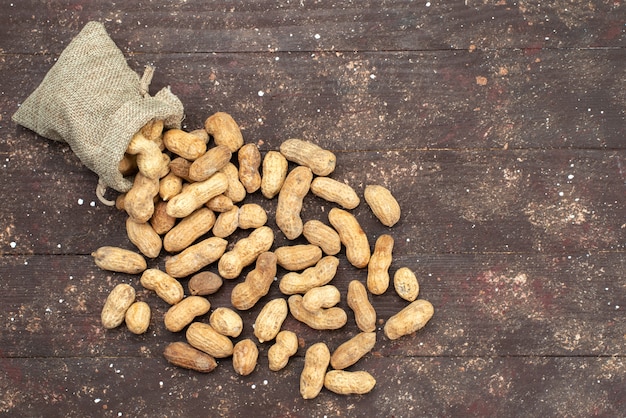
top-left (0, 1), bottom-right (623, 55)
top-left (1, 252), bottom-right (623, 358)
top-left (1, 356), bottom-right (624, 417)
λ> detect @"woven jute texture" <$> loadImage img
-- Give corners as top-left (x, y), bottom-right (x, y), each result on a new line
top-left (12, 21), bottom-right (184, 193)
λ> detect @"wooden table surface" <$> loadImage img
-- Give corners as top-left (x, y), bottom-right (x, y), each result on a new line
top-left (1, 1), bottom-right (624, 417)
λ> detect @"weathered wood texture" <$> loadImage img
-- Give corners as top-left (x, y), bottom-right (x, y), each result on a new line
top-left (0, 1), bottom-right (624, 417)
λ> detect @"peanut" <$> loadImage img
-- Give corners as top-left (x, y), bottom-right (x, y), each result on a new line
top-left (275, 244), bottom-right (322, 271)
top-left (347, 280), bottom-right (377, 333)
top-left (165, 237), bottom-right (228, 278)
top-left (394, 267), bottom-right (419, 302)
top-left (126, 132), bottom-right (167, 179)
top-left (324, 370), bottom-right (376, 395)
top-left (163, 128), bottom-right (207, 160)
top-left (238, 143), bottom-right (262, 193)
top-left (261, 150), bottom-right (288, 199)
top-left (367, 234), bottom-right (394, 295)
top-left (164, 295), bottom-right (211, 332)
top-left (302, 220), bottom-right (342, 256)
top-left (140, 118), bottom-right (164, 143)
top-left (288, 295), bottom-right (347, 330)
top-left (231, 251), bottom-right (278, 310)
top-left (204, 112), bottom-right (244, 152)
top-left (206, 194), bottom-right (234, 212)
top-left (118, 153), bottom-right (138, 176)
top-left (300, 342), bottom-right (330, 399)
top-left (140, 268), bottom-right (184, 305)
top-left (254, 298), bottom-right (288, 343)
top-left (101, 283), bottom-right (136, 329)
top-left (276, 166), bottom-right (313, 240)
top-left (150, 200), bottom-right (177, 235)
top-left (159, 172), bottom-right (183, 201)
top-left (125, 218), bottom-right (162, 258)
top-left (186, 322), bottom-right (234, 358)
top-left (218, 226), bottom-right (274, 279)
top-left (328, 208), bottom-right (370, 268)
top-left (384, 299), bottom-right (434, 340)
top-left (125, 172), bottom-right (159, 223)
top-left (302, 285), bottom-right (341, 311)
top-left (330, 332), bottom-right (376, 370)
top-left (92, 246), bottom-right (147, 274)
top-left (279, 256), bottom-right (339, 295)
top-left (163, 341), bottom-right (217, 373)
top-left (232, 339), bottom-right (258, 376)
top-left (188, 144), bottom-right (232, 182)
top-left (210, 307), bottom-right (244, 338)
top-left (238, 203), bottom-right (267, 229)
top-left (125, 301), bottom-right (151, 335)
top-left (364, 184), bottom-right (401, 227)
top-left (169, 157), bottom-right (194, 182)
top-left (280, 139), bottom-right (336, 176)
top-left (189, 128), bottom-right (209, 144)
top-left (220, 162), bottom-right (247, 203)
top-left (212, 206), bottom-right (239, 238)
top-left (166, 172), bottom-right (229, 218)
top-left (188, 271), bottom-right (223, 296)
top-left (163, 207), bottom-right (216, 253)
top-left (310, 177), bottom-right (360, 210)
top-left (268, 330), bottom-right (299, 371)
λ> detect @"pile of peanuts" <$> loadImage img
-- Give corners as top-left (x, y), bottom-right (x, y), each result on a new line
top-left (96, 112), bottom-right (434, 399)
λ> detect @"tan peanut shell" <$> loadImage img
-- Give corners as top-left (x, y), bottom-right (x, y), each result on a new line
top-left (302, 220), bottom-right (342, 256)
top-left (324, 370), bottom-right (376, 395)
top-left (169, 157), bottom-right (194, 182)
top-left (310, 177), bottom-right (360, 209)
top-left (166, 172), bottom-right (229, 218)
top-left (233, 339), bottom-right (258, 376)
top-left (186, 322), bottom-right (234, 358)
top-left (209, 307), bottom-right (244, 338)
top-left (231, 252), bottom-right (278, 310)
top-left (140, 118), bottom-right (164, 142)
top-left (212, 206), bottom-right (239, 238)
top-left (367, 234), bottom-right (394, 295)
top-left (164, 296), bottom-right (211, 332)
top-left (126, 133), bottom-right (166, 179)
top-left (347, 280), bottom-right (377, 332)
top-left (330, 332), bottom-right (376, 370)
top-left (328, 208), bottom-right (370, 268)
top-left (118, 153), bottom-right (138, 176)
top-left (218, 226), bottom-right (274, 279)
top-left (288, 295), bottom-right (347, 330)
top-left (206, 194), bottom-right (235, 212)
top-left (101, 283), bottom-right (136, 329)
top-left (189, 128), bottom-right (209, 144)
top-left (165, 237), bottom-right (228, 278)
top-left (276, 166), bottom-right (313, 240)
top-left (280, 138), bottom-right (336, 176)
top-left (159, 172), bottom-right (183, 201)
top-left (163, 341), bottom-right (217, 373)
top-left (238, 203), bottom-right (267, 229)
top-left (188, 271), bottom-right (223, 296)
top-left (238, 143), bottom-right (262, 193)
top-left (384, 299), bottom-right (434, 340)
top-left (188, 144), bottom-right (232, 182)
top-left (275, 244), bottom-right (323, 271)
top-left (125, 172), bottom-right (159, 223)
top-left (92, 246), bottom-right (147, 274)
top-left (302, 285), bottom-right (341, 312)
top-left (394, 267), bottom-right (420, 302)
top-left (140, 268), bottom-right (184, 305)
top-left (204, 112), bottom-right (244, 152)
top-left (126, 218), bottom-right (162, 259)
top-left (254, 298), bottom-right (288, 343)
top-left (268, 330), bottom-right (298, 371)
top-left (261, 150), bottom-right (288, 199)
top-left (364, 184), bottom-right (401, 227)
top-left (220, 162), bottom-right (247, 203)
top-left (125, 301), bottom-right (151, 335)
top-left (300, 342), bottom-right (330, 400)
top-left (164, 207), bottom-right (216, 253)
top-left (150, 200), bottom-right (177, 235)
top-left (279, 256), bottom-right (339, 295)
top-left (163, 128), bottom-right (207, 160)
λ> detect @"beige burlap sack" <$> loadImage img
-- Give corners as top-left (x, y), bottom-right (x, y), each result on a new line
top-left (12, 21), bottom-right (184, 197)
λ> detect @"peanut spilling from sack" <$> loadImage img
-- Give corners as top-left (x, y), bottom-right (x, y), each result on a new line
top-left (94, 113), bottom-right (434, 401)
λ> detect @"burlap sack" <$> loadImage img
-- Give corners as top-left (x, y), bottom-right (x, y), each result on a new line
top-left (12, 21), bottom-right (184, 196)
